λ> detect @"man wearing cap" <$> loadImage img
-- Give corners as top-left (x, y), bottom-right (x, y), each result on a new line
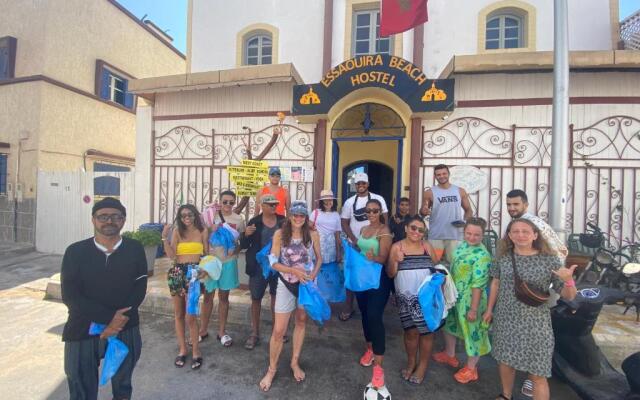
top-left (339, 172), bottom-right (388, 321)
top-left (61, 197), bottom-right (148, 400)
top-left (255, 166), bottom-right (290, 218)
top-left (241, 194), bottom-right (286, 350)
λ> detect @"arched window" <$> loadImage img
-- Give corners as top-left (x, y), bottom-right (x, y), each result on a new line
top-left (244, 33), bottom-right (272, 65)
top-left (486, 14), bottom-right (523, 49)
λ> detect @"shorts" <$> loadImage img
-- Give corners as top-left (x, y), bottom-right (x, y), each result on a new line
top-left (249, 273), bottom-right (278, 301)
top-left (167, 262), bottom-right (197, 296)
top-left (274, 279), bottom-right (303, 314)
top-left (207, 259), bottom-right (240, 291)
top-left (429, 239), bottom-right (461, 264)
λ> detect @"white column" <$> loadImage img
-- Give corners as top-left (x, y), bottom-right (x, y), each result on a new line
top-left (403, 29), bottom-right (414, 62)
top-left (134, 105), bottom-right (153, 227)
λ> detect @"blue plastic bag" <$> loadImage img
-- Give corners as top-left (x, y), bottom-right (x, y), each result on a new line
top-left (88, 322), bottom-right (130, 386)
top-left (186, 266), bottom-right (201, 315)
top-left (342, 239), bottom-right (382, 292)
top-left (209, 225), bottom-right (236, 256)
top-left (417, 273), bottom-right (446, 332)
top-left (299, 281), bottom-right (331, 326)
top-left (317, 262), bottom-right (346, 303)
top-left (257, 241), bottom-right (275, 279)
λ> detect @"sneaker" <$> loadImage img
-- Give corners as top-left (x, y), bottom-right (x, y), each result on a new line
top-left (359, 348), bottom-right (374, 367)
top-left (432, 351), bottom-right (460, 368)
top-left (371, 365), bottom-right (385, 388)
top-left (454, 366), bottom-right (479, 384)
top-left (521, 379), bottom-right (534, 397)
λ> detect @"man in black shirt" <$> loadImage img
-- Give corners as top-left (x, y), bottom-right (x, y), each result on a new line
top-left (240, 194), bottom-right (285, 350)
top-left (389, 197), bottom-right (414, 243)
top-left (61, 197), bottom-right (147, 400)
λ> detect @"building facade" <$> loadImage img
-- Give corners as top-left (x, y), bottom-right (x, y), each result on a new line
top-left (133, 0), bottom-right (640, 246)
top-left (0, 0), bottom-right (186, 243)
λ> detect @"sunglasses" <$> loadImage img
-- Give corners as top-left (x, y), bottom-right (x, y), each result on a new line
top-left (221, 200), bottom-right (235, 206)
top-left (180, 212), bottom-right (195, 219)
top-left (365, 208), bottom-right (380, 214)
top-left (270, 173), bottom-right (281, 177)
top-left (95, 214), bottom-right (124, 223)
top-left (408, 225), bottom-right (426, 234)
top-left (356, 182), bottom-right (368, 186)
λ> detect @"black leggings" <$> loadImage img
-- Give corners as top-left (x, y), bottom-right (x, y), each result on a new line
top-left (355, 272), bottom-right (392, 356)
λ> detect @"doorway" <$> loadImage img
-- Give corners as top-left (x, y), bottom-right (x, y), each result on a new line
top-left (341, 161), bottom-right (394, 208)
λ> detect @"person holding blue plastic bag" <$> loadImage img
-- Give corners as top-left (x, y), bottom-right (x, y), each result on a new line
top-left (161, 204), bottom-right (208, 370)
top-left (309, 189), bottom-right (344, 302)
top-left (198, 190), bottom-right (245, 348)
top-left (352, 198), bottom-right (393, 389)
top-left (259, 201), bottom-right (322, 392)
top-left (387, 215), bottom-right (443, 386)
top-left (61, 197), bottom-right (147, 400)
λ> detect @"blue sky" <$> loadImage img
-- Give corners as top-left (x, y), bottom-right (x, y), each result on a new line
top-left (118, 0), bottom-right (639, 54)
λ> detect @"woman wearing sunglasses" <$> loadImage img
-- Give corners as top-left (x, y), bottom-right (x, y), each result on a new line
top-left (387, 215), bottom-right (442, 385)
top-left (355, 199), bottom-right (393, 388)
top-left (433, 217), bottom-right (492, 384)
top-left (199, 190), bottom-right (245, 347)
top-left (259, 201), bottom-right (322, 391)
top-left (161, 204), bottom-right (209, 370)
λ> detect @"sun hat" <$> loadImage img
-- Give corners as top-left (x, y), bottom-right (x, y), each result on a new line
top-left (317, 189), bottom-right (337, 201)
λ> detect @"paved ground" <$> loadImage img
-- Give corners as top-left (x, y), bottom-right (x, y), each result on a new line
top-left (0, 246), bottom-right (586, 400)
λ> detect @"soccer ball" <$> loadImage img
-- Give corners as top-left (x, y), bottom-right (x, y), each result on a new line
top-left (363, 383), bottom-right (391, 400)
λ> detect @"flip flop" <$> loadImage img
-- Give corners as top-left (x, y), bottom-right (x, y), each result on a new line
top-left (244, 335), bottom-right (259, 350)
top-left (400, 368), bottom-right (412, 380)
top-left (408, 375), bottom-right (424, 385)
top-left (188, 333), bottom-right (209, 346)
top-left (191, 356), bottom-right (203, 370)
top-left (218, 334), bottom-right (233, 347)
top-left (339, 310), bottom-right (354, 322)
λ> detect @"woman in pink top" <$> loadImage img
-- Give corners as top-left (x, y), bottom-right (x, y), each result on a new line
top-left (259, 201), bottom-right (322, 391)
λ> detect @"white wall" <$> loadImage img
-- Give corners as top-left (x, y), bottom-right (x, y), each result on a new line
top-left (134, 106), bottom-right (153, 227)
top-left (191, 0), bottom-right (325, 83)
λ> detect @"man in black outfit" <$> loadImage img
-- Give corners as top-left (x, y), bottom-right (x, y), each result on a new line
top-left (240, 194), bottom-right (285, 350)
top-left (389, 197), bottom-right (414, 243)
top-left (61, 197), bottom-right (148, 400)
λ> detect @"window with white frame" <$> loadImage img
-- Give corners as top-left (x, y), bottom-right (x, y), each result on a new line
top-left (96, 62), bottom-right (134, 109)
top-left (244, 33), bottom-right (272, 65)
top-left (353, 10), bottom-right (391, 56)
top-left (485, 14), bottom-right (523, 49)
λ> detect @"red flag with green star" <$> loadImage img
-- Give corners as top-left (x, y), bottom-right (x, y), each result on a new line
top-left (380, 0), bottom-right (428, 37)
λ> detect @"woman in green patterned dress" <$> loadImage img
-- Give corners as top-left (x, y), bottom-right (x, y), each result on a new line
top-left (433, 217), bottom-right (491, 384)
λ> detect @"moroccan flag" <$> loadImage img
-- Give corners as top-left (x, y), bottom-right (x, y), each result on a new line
top-left (380, 0), bottom-right (428, 37)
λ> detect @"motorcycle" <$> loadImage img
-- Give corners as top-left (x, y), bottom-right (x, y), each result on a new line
top-left (551, 285), bottom-right (640, 400)
top-left (620, 262), bottom-right (640, 322)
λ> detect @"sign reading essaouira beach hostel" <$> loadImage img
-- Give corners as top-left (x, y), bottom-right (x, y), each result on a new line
top-left (292, 54), bottom-right (454, 115)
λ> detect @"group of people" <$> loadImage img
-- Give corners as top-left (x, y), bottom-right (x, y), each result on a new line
top-left (60, 164), bottom-right (577, 400)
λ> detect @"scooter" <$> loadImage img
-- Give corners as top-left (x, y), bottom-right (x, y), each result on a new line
top-left (551, 285), bottom-right (640, 400)
top-left (620, 263), bottom-right (640, 322)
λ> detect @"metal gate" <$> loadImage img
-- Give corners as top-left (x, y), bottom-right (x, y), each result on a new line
top-left (420, 116), bottom-right (640, 247)
top-left (152, 122), bottom-right (315, 223)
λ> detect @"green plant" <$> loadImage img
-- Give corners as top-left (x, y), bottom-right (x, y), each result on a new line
top-left (122, 230), bottom-right (162, 247)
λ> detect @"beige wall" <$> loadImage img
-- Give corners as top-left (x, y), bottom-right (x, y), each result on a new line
top-left (0, 0), bottom-right (48, 78)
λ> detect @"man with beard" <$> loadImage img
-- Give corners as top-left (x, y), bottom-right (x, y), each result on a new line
top-left (61, 197), bottom-right (148, 400)
top-left (339, 172), bottom-right (388, 321)
top-left (419, 164), bottom-right (472, 263)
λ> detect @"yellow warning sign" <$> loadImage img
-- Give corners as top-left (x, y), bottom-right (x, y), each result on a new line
top-left (227, 159), bottom-right (270, 196)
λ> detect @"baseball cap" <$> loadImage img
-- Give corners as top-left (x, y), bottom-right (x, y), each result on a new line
top-left (269, 167), bottom-right (281, 176)
top-left (354, 172), bottom-right (369, 183)
top-left (290, 200), bottom-right (309, 216)
top-left (261, 194), bottom-right (280, 204)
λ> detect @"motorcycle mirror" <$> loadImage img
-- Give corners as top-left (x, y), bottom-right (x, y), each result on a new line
top-left (622, 263), bottom-right (640, 275)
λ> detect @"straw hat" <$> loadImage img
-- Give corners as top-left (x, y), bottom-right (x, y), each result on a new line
top-left (317, 189), bottom-right (337, 201)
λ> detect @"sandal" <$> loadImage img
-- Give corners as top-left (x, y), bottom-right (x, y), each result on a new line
top-left (191, 356), bottom-right (203, 370)
top-left (496, 394), bottom-right (512, 400)
top-left (188, 333), bottom-right (209, 346)
top-left (244, 335), bottom-right (259, 350)
top-left (408, 375), bottom-right (424, 385)
top-left (339, 310), bottom-right (354, 322)
top-left (174, 355), bottom-right (186, 368)
top-left (218, 334), bottom-right (233, 347)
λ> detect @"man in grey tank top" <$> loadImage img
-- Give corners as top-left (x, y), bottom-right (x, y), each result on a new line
top-left (419, 164), bottom-right (472, 263)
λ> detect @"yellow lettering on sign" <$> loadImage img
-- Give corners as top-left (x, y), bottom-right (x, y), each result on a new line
top-left (374, 54), bottom-right (383, 65)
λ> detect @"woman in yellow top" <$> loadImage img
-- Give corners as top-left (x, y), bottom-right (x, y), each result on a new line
top-left (162, 204), bottom-right (208, 370)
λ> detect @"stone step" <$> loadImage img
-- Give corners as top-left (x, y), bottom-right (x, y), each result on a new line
top-left (0, 241), bottom-right (36, 259)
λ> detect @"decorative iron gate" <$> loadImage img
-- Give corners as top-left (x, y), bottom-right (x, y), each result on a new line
top-left (420, 116), bottom-right (640, 246)
top-left (152, 122), bottom-right (315, 223)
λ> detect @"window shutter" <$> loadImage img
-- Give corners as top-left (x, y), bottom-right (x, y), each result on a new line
top-left (123, 79), bottom-right (134, 109)
top-left (100, 68), bottom-right (110, 100)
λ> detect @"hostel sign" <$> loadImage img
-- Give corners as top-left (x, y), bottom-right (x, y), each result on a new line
top-left (292, 54), bottom-right (454, 115)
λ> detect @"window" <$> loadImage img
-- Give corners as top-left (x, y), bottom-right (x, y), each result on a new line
top-left (94, 162), bottom-right (130, 172)
top-left (96, 61), bottom-right (134, 109)
top-left (486, 14), bottom-right (523, 49)
top-left (0, 154), bottom-right (7, 194)
top-left (353, 10), bottom-right (391, 56)
top-left (0, 36), bottom-right (17, 79)
top-left (244, 34), bottom-right (272, 65)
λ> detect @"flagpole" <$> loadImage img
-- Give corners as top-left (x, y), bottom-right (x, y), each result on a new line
top-left (550, 0), bottom-right (569, 240)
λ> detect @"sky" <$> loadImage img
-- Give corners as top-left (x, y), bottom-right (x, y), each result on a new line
top-left (117, 0), bottom-right (639, 54)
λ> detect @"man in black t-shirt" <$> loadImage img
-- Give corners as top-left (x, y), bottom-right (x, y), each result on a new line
top-left (61, 197), bottom-right (147, 400)
top-left (389, 197), bottom-right (414, 243)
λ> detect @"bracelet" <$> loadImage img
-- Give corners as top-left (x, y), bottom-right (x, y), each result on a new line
top-left (564, 279), bottom-right (576, 288)
top-left (161, 237), bottom-right (167, 241)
